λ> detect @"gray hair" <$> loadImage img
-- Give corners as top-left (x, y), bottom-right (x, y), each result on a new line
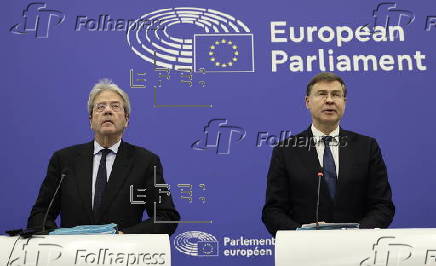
top-left (87, 79), bottom-right (131, 116)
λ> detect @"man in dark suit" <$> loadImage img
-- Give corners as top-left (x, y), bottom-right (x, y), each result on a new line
top-left (28, 79), bottom-right (180, 234)
top-left (262, 72), bottom-right (394, 236)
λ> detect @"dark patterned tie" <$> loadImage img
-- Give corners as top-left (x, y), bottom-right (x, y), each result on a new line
top-left (322, 136), bottom-right (337, 200)
top-left (93, 148), bottom-right (111, 219)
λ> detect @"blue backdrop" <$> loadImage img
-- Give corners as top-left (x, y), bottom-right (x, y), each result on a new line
top-left (1, 0), bottom-right (435, 265)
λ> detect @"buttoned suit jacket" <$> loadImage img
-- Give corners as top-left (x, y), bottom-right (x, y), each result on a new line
top-left (262, 127), bottom-right (395, 236)
top-left (28, 141), bottom-right (180, 234)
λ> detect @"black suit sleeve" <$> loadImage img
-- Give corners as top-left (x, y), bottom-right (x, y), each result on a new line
top-left (359, 139), bottom-right (395, 228)
top-left (262, 146), bottom-right (300, 236)
top-left (121, 155), bottom-right (180, 234)
top-left (27, 153), bottom-right (62, 230)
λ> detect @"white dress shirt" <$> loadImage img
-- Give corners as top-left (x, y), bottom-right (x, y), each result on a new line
top-left (311, 124), bottom-right (340, 178)
top-left (91, 140), bottom-right (121, 208)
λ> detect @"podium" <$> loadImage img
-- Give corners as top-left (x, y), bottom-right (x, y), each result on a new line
top-left (275, 228), bottom-right (436, 266)
top-left (0, 234), bottom-right (171, 266)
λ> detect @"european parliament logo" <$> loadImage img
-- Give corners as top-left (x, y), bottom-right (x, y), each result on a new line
top-left (173, 231), bottom-right (219, 257)
top-left (126, 7), bottom-right (255, 72)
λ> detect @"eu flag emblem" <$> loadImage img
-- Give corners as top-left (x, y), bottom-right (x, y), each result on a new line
top-left (194, 34), bottom-right (254, 72)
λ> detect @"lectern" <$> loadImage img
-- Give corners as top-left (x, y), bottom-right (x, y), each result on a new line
top-left (0, 234), bottom-right (171, 266)
top-left (275, 228), bottom-right (436, 266)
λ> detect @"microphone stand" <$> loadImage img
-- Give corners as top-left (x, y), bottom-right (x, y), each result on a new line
top-left (6, 171), bottom-right (68, 238)
top-left (316, 170), bottom-right (323, 230)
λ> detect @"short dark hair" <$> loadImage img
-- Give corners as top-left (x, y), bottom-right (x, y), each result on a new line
top-left (306, 72), bottom-right (347, 97)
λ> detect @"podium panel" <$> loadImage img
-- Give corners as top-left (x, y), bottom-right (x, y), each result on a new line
top-left (0, 234), bottom-right (170, 266)
top-left (276, 228), bottom-right (436, 266)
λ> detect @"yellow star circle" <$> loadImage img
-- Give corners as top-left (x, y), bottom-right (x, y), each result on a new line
top-left (208, 39), bottom-right (239, 68)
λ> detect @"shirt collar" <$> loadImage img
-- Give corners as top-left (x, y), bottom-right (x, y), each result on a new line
top-left (311, 124), bottom-right (340, 144)
top-left (93, 139), bottom-right (121, 155)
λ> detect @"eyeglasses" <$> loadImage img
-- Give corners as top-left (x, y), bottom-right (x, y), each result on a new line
top-left (94, 102), bottom-right (123, 112)
top-left (312, 90), bottom-right (344, 100)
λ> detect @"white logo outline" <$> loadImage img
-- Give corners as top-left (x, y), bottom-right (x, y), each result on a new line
top-left (126, 7), bottom-right (254, 72)
top-left (173, 231), bottom-right (219, 257)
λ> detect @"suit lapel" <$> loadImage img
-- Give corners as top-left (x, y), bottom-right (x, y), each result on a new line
top-left (298, 128), bottom-right (322, 174)
top-left (337, 128), bottom-right (353, 195)
top-left (295, 128), bottom-right (332, 203)
top-left (98, 141), bottom-right (133, 220)
top-left (74, 141), bottom-right (95, 223)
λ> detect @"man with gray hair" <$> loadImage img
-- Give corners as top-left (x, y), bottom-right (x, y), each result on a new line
top-left (27, 79), bottom-right (180, 234)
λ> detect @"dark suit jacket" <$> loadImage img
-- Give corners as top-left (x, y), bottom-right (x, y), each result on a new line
top-left (27, 141), bottom-right (180, 234)
top-left (262, 127), bottom-right (395, 236)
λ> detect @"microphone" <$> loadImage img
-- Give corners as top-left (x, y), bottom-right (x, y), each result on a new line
top-left (5, 168), bottom-right (70, 238)
top-left (41, 168), bottom-right (69, 233)
top-left (315, 169), bottom-right (323, 230)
